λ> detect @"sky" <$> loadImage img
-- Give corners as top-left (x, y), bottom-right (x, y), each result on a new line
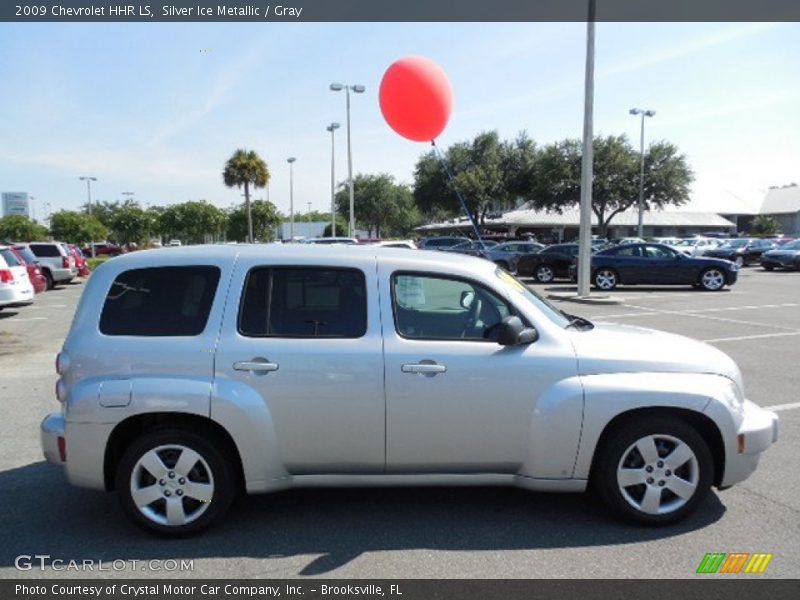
top-left (1, 21), bottom-right (798, 222)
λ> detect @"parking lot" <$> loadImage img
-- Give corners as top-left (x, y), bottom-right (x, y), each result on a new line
top-left (0, 266), bottom-right (797, 579)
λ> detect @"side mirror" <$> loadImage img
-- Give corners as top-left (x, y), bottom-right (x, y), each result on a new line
top-left (497, 316), bottom-right (539, 346)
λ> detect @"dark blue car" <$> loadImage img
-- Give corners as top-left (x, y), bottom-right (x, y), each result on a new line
top-left (576, 243), bottom-right (739, 291)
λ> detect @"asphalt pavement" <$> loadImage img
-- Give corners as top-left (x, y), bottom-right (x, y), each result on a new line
top-left (0, 267), bottom-right (797, 579)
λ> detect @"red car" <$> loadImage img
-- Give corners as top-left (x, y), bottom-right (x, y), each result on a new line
top-left (82, 242), bottom-right (121, 257)
top-left (10, 245), bottom-right (47, 294)
top-left (68, 244), bottom-right (90, 277)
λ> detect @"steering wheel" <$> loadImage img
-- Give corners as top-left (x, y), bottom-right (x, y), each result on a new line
top-left (460, 296), bottom-right (483, 338)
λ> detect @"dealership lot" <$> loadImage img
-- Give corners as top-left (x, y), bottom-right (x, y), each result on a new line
top-left (0, 268), bottom-right (798, 579)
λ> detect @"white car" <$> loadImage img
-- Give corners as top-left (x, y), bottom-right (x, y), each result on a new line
top-left (0, 246), bottom-right (35, 309)
top-left (671, 238), bottom-right (724, 257)
top-left (41, 245), bottom-right (778, 535)
top-left (168, 239), bottom-right (182, 247)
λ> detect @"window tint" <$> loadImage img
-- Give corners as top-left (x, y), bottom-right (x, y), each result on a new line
top-left (643, 245), bottom-right (675, 258)
top-left (14, 246), bottom-right (38, 264)
top-left (392, 274), bottom-right (512, 341)
top-left (0, 249), bottom-right (22, 267)
top-left (29, 244), bottom-right (61, 257)
top-left (239, 267), bottom-right (366, 338)
top-left (611, 245), bottom-right (641, 257)
top-left (100, 266), bottom-right (220, 336)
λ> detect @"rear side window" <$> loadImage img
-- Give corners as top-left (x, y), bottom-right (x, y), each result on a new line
top-left (14, 246), bottom-right (38, 264)
top-left (100, 266), bottom-right (220, 336)
top-left (0, 249), bottom-right (22, 267)
top-left (30, 244), bottom-right (61, 257)
top-left (239, 267), bottom-right (366, 338)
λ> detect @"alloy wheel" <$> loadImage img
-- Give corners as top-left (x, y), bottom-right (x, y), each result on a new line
top-left (535, 265), bottom-right (555, 283)
top-left (701, 269), bottom-right (725, 291)
top-left (594, 269), bottom-right (617, 290)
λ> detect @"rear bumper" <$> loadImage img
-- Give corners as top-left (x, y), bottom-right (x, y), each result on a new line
top-left (720, 399), bottom-right (779, 487)
top-left (0, 285), bottom-right (34, 306)
top-left (41, 412), bottom-right (66, 465)
top-left (50, 267), bottom-right (75, 282)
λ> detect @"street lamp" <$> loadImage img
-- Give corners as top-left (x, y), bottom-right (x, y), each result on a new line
top-left (79, 176), bottom-right (98, 256)
top-left (629, 108), bottom-right (656, 238)
top-left (330, 82), bottom-right (365, 237)
top-left (287, 157), bottom-right (296, 241)
top-left (121, 191), bottom-right (135, 203)
top-left (326, 122), bottom-right (340, 237)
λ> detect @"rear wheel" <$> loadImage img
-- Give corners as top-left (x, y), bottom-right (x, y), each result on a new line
top-left (593, 268), bottom-right (618, 291)
top-left (116, 429), bottom-right (234, 536)
top-left (699, 268), bottom-right (726, 291)
top-left (42, 269), bottom-right (54, 290)
top-left (534, 264), bottom-right (555, 283)
top-left (762, 265), bottom-right (774, 271)
top-left (594, 416), bottom-right (713, 525)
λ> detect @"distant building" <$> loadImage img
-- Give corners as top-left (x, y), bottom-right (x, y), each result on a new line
top-left (759, 184), bottom-right (800, 235)
top-left (1, 192), bottom-right (30, 217)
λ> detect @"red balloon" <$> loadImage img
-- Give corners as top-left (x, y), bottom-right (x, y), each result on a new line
top-left (379, 56), bottom-right (453, 142)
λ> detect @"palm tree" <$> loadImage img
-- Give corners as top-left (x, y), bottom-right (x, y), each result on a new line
top-left (223, 149), bottom-right (270, 242)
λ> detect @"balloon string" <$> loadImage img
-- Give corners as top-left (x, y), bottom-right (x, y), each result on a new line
top-left (431, 140), bottom-right (487, 250)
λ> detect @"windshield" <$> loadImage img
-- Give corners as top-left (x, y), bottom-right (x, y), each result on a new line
top-left (674, 239), bottom-right (696, 246)
top-left (780, 239), bottom-right (800, 250)
top-left (494, 267), bottom-right (571, 328)
top-left (722, 239), bottom-right (748, 248)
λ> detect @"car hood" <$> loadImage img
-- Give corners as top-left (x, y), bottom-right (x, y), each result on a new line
top-left (569, 322), bottom-right (744, 393)
top-left (764, 249), bottom-right (800, 257)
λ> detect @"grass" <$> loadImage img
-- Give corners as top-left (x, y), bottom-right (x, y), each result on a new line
top-left (86, 256), bottom-right (112, 270)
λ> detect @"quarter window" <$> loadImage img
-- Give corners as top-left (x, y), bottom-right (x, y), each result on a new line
top-left (239, 267), bottom-right (367, 338)
top-left (100, 266), bottom-right (220, 336)
top-left (392, 273), bottom-right (512, 341)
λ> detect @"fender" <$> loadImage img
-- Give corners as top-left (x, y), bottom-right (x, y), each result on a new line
top-left (211, 378), bottom-right (289, 493)
top-left (572, 372), bottom-right (736, 479)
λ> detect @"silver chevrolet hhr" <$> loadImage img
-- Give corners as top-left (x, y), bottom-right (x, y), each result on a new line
top-left (41, 245), bottom-right (778, 535)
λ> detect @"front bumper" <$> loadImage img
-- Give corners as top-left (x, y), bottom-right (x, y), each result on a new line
top-left (720, 399), bottom-right (779, 487)
top-left (41, 411), bottom-right (66, 465)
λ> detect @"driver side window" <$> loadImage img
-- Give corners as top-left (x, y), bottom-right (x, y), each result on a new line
top-left (392, 273), bottom-right (512, 342)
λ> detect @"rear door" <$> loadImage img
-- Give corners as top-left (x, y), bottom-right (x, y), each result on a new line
top-left (214, 255), bottom-right (385, 474)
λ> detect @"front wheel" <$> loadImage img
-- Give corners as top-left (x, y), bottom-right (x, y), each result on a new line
top-left (593, 269), bottom-right (618, 291)
top-left (116, 429), bottom-right (235, 536)
top-left (699, 268), bottom-right (726, 291)
top-left (534, 264), bottom-right (555, 283)
top-left (594, 416), bottom-right (713, 525)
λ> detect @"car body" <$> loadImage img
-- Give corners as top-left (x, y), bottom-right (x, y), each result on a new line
top-left (650, 237), bottom-right (682, 246)
top-left (68, 244), bottom-right (90, 277)
top-left (40, 245), bottom-right (778, 534)
top-left (516, 243), bottom-right (581, 283)
top-left (669, 237), bottom-right (724, 257)
top-left (482, 241), bottom-right (545, 272)
top-left (0, 245), bottom-right (35, 308)
top-left (168, 240), bottom-right (182, 247)
top-left (27, 242), bottom-right (78, 289)
top-left (417, 236), bottom-right (469, 250)
top-left (704, 238), bottom-right (775, 267)
top-left (9, 244), bottom-right (48, 294)
top-left (581, 243), bottom-right (739, 291)
top-left (444, 239), bottom-right (499, 257)
top-left (84, 242), bottom-right (123, 256)
top-left (760, 239), bottom-right (800, 271)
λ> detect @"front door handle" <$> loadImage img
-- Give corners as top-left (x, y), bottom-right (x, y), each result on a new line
top-left (401, 363), bottom-right (447, 375)
top-left (233, 359), bottom-right (279, 373)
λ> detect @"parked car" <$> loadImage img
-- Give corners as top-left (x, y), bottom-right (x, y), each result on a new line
top-left (68, 244), bottom-right (90, 277)
top-left (0, 245), bottom-right (35, 308)
top-left (704, 238), bottom-right (775, 267)
top-left (581, 243), bottom-right (739, 291)
top-left (516, 243), bottom-right (581, 282)
top-left (168, 240), bottom-right (183, 247)
top-left (417, 236), bottom-right (469, 250)
top-left (483, 241), bottom-right (545, 272)
top-left (609, 237), bottom-right (646, 246)
top-left (760, 239), bottom-right (800, 271)
top-left (444, 239), bottom-right (498, 257)
top-left (41, 245), bottom-right (778, 534)
top-left (27, 242), bottom-right (78, 289)
top-left (669, 238), bottom-right (724, 257)
top-left (650, 237), bottom-right (682, 246)
top-left (83, 242), bottom-right (122, 257)
top-left (9, 244), bottom-right (47, 294)
top-left (371, 240), bottom-right (417, 249)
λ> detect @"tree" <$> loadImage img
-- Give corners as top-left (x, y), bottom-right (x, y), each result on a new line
top-left (751, 215), bottom-right (781, 236)
top-left (0, 215), bottom-right (48, 241)
top-left (335, 174), bottom-right (420, 238)
top-left (80, 199), bottom-right (139, 229)
top-left (531, 135), bottom-right (693, 237)
top-left (223, 149), bottom-right (270, 243)
top-left (159, 201), bottom-right (227, 244)
top-left (109, 205), bottom-right (156, 245)
top-left (226, 199), bottom-right (282, 242)
top-left (49, 211), bottom-right (107, 245)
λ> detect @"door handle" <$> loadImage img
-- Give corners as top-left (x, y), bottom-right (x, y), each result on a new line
top-left (233, 360), bottom-right (279, 373)
top-left (401, 363), bottom-right (447, 375)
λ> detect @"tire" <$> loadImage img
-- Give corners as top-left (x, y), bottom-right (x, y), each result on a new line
top-left (699, 268), bottom-right (726, 291)
top-left (42, 269), bottom-right (54, 290)
top-left (762, 265), bottom-right (774, 271)
top-left (593, 415), bottom-right (713, 525)
top-left (115, 428), bottom-right (235, 536)
top-left (534, 264), bottom-right (555, 283)
top-left (593, 268), bottom-right (618, 291)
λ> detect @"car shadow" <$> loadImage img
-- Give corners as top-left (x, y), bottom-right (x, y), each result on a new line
top-left (0, 462), bottom-right (726, 575)
top-left (0, 310), bottom-right (21, 320)
top-left (544, 285), bottom-right (733, 294)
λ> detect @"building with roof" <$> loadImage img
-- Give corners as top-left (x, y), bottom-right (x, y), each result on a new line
top-left (758, 184), bottom-right (800, 235)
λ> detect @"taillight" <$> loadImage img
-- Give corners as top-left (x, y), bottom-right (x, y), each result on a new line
top-left (57, 436), bottom-right (67, 462)
top-left (0, 269), bottom-right (13, 283)
top-left (62, 256), bottom-right (69, 268)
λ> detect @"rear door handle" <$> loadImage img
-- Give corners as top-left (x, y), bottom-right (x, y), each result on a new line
top-left (233, 360), bottom-right (279, 373)
top-left (401, 363), bottom-right (447, 375)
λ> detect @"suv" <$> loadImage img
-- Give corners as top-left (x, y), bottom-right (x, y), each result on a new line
top-left (41, 245), bottom-right (778, 535)
top-left (27, 242), bottom-right (78, 289)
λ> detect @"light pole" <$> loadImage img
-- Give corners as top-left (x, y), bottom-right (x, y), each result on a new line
top-left (287, 157), bottom-right (296, 241)
top-left (79, 176), bottom-right (98, 256)
top-left (629, 108), bottom-right (655, 238)
top-left (326, 122), bottom-right (340, 237)
top-left (330, 82), bottom-right (365, 238)
top-left (121, 191), bottom-right (135, 203)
